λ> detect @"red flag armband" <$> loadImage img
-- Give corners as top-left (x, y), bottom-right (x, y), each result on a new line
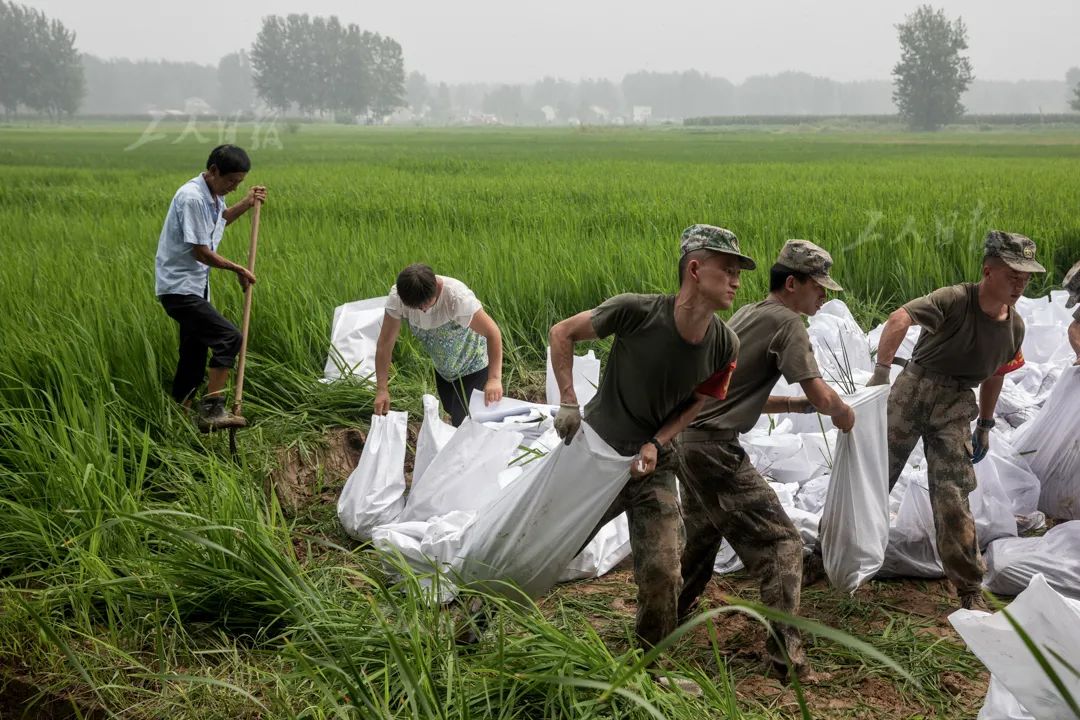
top-left (697, 361), bottom-right (737, 401)
top-left (994, 350), bottom-right (1025, 377)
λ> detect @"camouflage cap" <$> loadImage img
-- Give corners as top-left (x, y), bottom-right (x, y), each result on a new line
top-left (679, 224), bottom-right (757, 270)
top-left (775, 239), bottom-right (843, 292)
top-left (1064, 259), bottom-right (1080, 309)
top-left (983, 230), bottom-right (1046, 273)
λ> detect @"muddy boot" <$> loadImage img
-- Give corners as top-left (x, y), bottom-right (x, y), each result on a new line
top-left (196, 395), bottom-right (247, 434)
top-left (960, 591), bottom-right (989, 612)
top-left (801, 549), bottom-right (827, 588)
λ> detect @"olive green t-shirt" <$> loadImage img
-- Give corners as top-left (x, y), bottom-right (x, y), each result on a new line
top-left (583, 294), bottom-right (740, 446)
top-left (904, 282), bottom-right (1025, 387)
top-left (692, 298), bottom-right (821, 433)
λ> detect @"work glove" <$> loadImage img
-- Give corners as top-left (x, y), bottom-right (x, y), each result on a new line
top-left (971, 419), bottom-right (993, 464)
top-left (867, 363), bottom-right (891, 387)
top-left (554, 402), bottom-right (582, 445)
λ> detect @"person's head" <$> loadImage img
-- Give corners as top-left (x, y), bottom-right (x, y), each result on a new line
top-left (1063, 259), bottom-right (1080, 310)
top-left (769, 240), bottom-right (842, 316)
top-left (396, 263), bottom-right (438, 310)
top-left (203, 144), bottom-right (251, 196)
top-left (678, 224), bottom-right (756, 311)
top-left (981, 231), bottom-right (1045, 306)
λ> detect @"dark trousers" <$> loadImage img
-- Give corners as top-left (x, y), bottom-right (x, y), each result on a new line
top-left (159, 294), bottom-right (242, 403)
top-left (435, 365), bottom-right (489, 426)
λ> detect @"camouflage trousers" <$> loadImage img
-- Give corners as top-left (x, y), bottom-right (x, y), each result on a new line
top-left (676, 432), bottom-right (806, 674)
top-left (585, 442), bottom-right (683, 650)
top-left (887, 368), bottom-right (985, 596)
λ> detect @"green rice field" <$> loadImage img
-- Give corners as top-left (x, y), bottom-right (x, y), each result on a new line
top-left (1, 123), bottom-right (1079, 718)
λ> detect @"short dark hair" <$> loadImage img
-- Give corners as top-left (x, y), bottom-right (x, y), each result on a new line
top-left (678, 249), bottom-right (711, 286)
top-left (206, 144), bottom-right (251, 174)
top-left (396, 264), bottom-right (438, 308)
top-left (769, 263), bottom-right (811, 292)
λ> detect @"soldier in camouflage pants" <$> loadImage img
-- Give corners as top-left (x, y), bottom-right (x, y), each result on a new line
top-left (869, 230), bottom-right (1044, 609)
top-left (884, 371), bottom-right (984, 596)
top-left (678, 431), bottom-right (805, 674)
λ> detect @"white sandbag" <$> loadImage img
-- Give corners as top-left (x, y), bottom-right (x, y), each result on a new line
top-left (808, 300), bottom-right (874, 380)
top-left (820, 385), bottom-right (891, 593)
top-left (467, 389), bottom-right (556, 425)
top-left (741, 427), bottom-right (807, 482)
top-left (560, 513), bottom-right (632, 581)
top-left (545, 346), bottom-right (601, 407)
top-left (879, 462), bottom-right (1017, 580)
top-left (401, 418), bottom-right (523, 522)
top-left (950, 574), bottom-right (1080, 720)
top-left (483, 407), bottom-right (556, 445)
top-left (787, 507), bottom-right (823, 548)
top-left (370, 511), bottom-right (474, 603)
top-left (985, 432), bottom-right (1042, 521)
top-left (714, 540), bottom-right (745, 575)
top-left (1012, 367), bottom-right (1080, 519)
top-left (795, 475), bottom-right (830, 515)
top-left (971, 459), bottom-right (1020, 546)
top-left (337, 411), bottom-right (408, 540)
top-left (978, 676), bottom-right (1035, 720)
top-left (800, 431), bottom-right (838, 480)
top-left (414, 394), bottom-right (456, 486)
top-left (879, 474), bottom-right (945, 579)
top-left (769, 481), bottom-right (799, 509)
top-left (323, 297), bottom-right (385, 381)
top-left (455, 423), bottom-right (632, 600)
top-left (983, 521), bottom-right (1080, 599)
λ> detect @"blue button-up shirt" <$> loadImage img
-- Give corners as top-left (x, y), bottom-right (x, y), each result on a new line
top-left (154, 175), bottom-right (227, 298)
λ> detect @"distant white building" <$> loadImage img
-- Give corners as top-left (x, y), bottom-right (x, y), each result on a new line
top-left (632, 105), bottom-right (652, 125)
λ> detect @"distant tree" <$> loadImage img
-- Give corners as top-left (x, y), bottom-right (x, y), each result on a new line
top-left (0, 1), bottom-right (83, 118)
top-left (405, 71), bottom-right (429, 112)
top-left (216, 50), bottom-right (254, 113)
top-left (368, 34), bottom-right (405, 120)
top-left (1068, 68), bottom-right (1080, 112)
top-left (429, 82), bottom-right (452, 123)
top-left (892, 5), bottom-right (974, 130)
top-left (482, 85), bottom-right (524, 123)
top-left (250, 16), bottom-right (291, 112)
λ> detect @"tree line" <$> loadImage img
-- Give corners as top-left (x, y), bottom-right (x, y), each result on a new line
top-left (3, 1), bottom-right (1080, 127)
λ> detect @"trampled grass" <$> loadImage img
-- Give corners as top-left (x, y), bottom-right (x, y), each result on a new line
top-left (1, 123), bottom-right (1078, 717)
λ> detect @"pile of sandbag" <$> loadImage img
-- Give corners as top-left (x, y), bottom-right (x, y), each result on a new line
top-left (951, 573), bottom-right (1080, 720)
top-left (336, 345), bottom-right (630, 600)
top-left (329, 294), bottom-right (1080, 604)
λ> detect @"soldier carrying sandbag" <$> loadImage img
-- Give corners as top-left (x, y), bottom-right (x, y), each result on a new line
top-left (868, 231), bottom-right (1045, 610)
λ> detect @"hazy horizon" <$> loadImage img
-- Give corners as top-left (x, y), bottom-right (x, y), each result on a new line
top-left (23, 0), bottom-right (1080, 85)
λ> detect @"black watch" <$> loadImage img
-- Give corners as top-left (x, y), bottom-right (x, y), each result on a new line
top-left (648, 437), bottom-right (664, 454)
top-left (976, 418), bottom-right (995, 430)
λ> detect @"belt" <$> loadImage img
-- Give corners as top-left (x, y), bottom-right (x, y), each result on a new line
top-left (679, 428), bottom-right (739, 443)
top-left (903, 360), bottom-right (976, 391)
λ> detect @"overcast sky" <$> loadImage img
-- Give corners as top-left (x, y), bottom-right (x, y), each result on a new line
top-left (26, 0), bottom-right (1079, 84)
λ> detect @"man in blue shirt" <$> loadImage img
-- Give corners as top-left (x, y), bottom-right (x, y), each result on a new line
top-left (155, 144), bottom-right (266, 432)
